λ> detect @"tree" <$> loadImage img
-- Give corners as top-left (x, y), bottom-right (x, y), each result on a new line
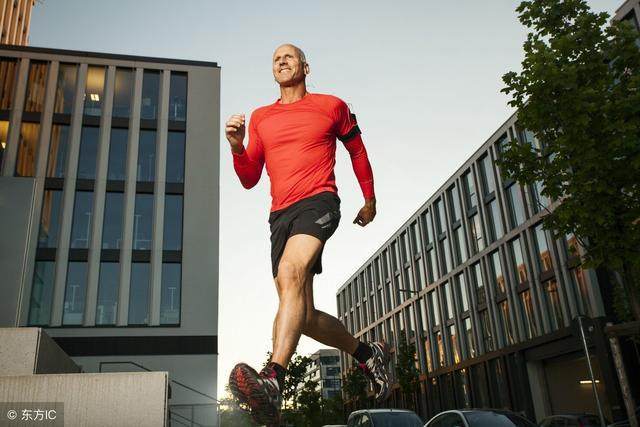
top-left (321, 393), bottom-right (346, 424)
top-left (342, 362), bottom-right (369, 409)
top-left (297, 379), bottom-right (322, 426)
top-left (218, 386), bottom-right (255, 427)
top-left (262, 351), bottom-right (313, 410)
top-left (396, 331), bottom-right (419, 410)
top-left (500, 0), bottom-right (640, 321)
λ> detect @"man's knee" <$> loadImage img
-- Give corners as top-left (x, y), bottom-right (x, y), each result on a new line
top-left (277, 259), bottom-right (307, 289)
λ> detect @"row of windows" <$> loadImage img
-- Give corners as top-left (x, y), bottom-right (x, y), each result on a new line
top-left (28, 260), bottom-right (181, 327)
top-left (38, 190), bottom-right (183, 252)
top-left (337, 128), bottom-right (549, 318)
top-left (0, 59), bottom-right (187, 120)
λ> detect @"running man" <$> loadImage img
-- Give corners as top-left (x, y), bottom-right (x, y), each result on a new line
top-left (225, 44), bottom-right (391, 425)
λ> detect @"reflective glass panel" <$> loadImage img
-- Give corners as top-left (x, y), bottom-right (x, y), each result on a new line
top-left (70, 191), bottom-right (93, 248)
top-left (38, 190), bottom-right (63, 248)
top-left (457, 273), bottom-right (469, 312)
top-left (511, 238), bottom-right (528, 284)
top-left (506, 183), bottom-right (526, 228)
top-left (54, 63), bottom-right (77, 114)
top-left (480, 154), bottom-right (496, 195)
top-left (84, 66), bottom-right (106, 116)
top-left (444, 282), bottom-right (454, 319)
top-left (163, 195), bottom-right (183, 250)
top-left (435, 199), bottom-right (446, 234)
top-left (464, 317), bottom-right (476, 358)
top-left (487, 199), bottom-right (504, 242)
top-left (76, 126), bottom-right (99, 179)
top-left (15, 122), bottom-right (40, 177)
top-left (169, 72), bottom-right (187, 121)
top-left (28, 261), bottom-right (55, 326)
top-left (472, 263), bottom-right (486, 306)
top-left (24, 61), bottom-right (47, 112)
top-left (448, 185), bottom-right (462, 222)
top-left (463, 171), bottom-right (478, 209)
top-left (112, 68), bottom-right (134, 118)
top-left (133, 194), bottom-right (153, 250)
top-left (454, 226), bottom-right (467, 264)
top-left (491, 251), bottom-right (506, 294)
top-left (161, 263), bottom-right (181, 324)
top-left (137, 130), bottom-right (156, 182)
top-left (0, 120), bottom-right (8, 170)
top-left (520, 289), bottom-right (538, 339)
top-left (0, 59), bottom-right (18, 109)
top-left (544, 279), bottom-right (564, 330)
top-left (534, 224), bottom-right (553, 272)
top-left (96, 262), bottom-right (119, 325)
top-left (469, 214), bottom-right (484, 254)
top-left (107, 128), bottom-right (128, 180)
top-left (46, 125), bottom-right (70, 178)
top-left (499, 301), bottom-right (516, 345)
top-left (102, 192), bottom-right (124, 249)
top-left (63, 262), bottom-right (87, 325)
top-left (480, 309), bottom-right (494, 352)
top-left (166, 131), bottom-right (185, 183)
top-left (129, 263), bottom-right (150, 325)
top-left (141, 70), bottom-right (160, 120)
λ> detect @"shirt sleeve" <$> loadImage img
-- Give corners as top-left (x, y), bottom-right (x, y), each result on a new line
top-left (342, 131), bottom-right (375, 200)
top-left (232, 112), bottom-right (265, 189)
top-left (333, 98), bottom-right (361, 143)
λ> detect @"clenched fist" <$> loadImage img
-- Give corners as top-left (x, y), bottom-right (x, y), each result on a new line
top-left (225, 114), bottom-right (246, 154)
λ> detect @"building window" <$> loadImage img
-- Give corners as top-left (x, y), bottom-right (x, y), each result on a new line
top-left (0, 59), bottom-right (18, 110)
top-left (440, 237), bottom-right (452, 274)
top-left (0, 120), bottom-right (8, 170)
top-left (443, 282), bottom-right (454, 320)
top-left (490, 251), bottom-right (506, 295)
top-left (133, 194), bottom-right (153, 250)
top-left (422, 210), bottom-right (435, 245)
top-left (531, 180), bottom-right (550, 212)
top-left (70, 191), bottom-right (94, 249)
top-left (506, 183), bottom-right (526, 228)
top-left (24, 61), bottom-right (48, 113)
top-left (430, 291), bottom-right (440, 326)
top-left (457, 273), bottom-right (469, 312)
top-left (166, 131), bottom-right (185, 183)
top-left (519, 289), bottom-right (538, 339)
top-left (46, 125), bottom-right (70, 178)
top-left (112, 68), bottom-right (134, 118)
top-left (169, 72), bottom-right (187, 121)
top-left (510, 237), bottom-right (528, 285)
top-left (63, 262), bottom-right (87, 325)
top-left (448, 185), bottom-right (462, 223)
top-left (435, 199), bottom-right (446, 234)
top-left (435, 330), bottom-right (445, 367)
top-left (15, 122), bottom-right (40, 177)
top-left (54, 63), bottom-right (77, 115)
top-left (480, 309), bottom-right (494, 352)
top-left (463, 317), bottom-right (476, 358)
top-left (486, 199), bottom-right (504, 242)
top-left (96, 262), bottom-right (119, 325)
top-left (84, 66), bottom-right (106, 116)
top-left (534, 224), bottom-right (553, 272)
top-left (499, 300), bottom-right (516, 345)
top-left (137, 130), bottom-right (156, 182)
top-left (469, 214), bottom-right (484, 254)
top-left (107, 128), bottom-right (128, 181)
top-left (129, 263), bottom-right (150, 325)
top-left (28, 261), bottom-right (55, 326)
top-left (160, 263), bottom-right (181, 325)
top-left (479, 154), bottom-right (496, 195)
top-left (101, 192), bottom-right (124, 249)
top-left (37, 190), bottom-right (63, 248)
top-left (544, 279), bottom-right (564, 330)
top-left (76, 126), bottom-right (99, 180)
top-left (449, 325), bottom-right (461, 364)
top-left (571, 267), bottom-right (592, 317)
top-left (141, 70), bottom-right (160, 120)
top-left (472, 262), bottom-right (486, 306)
top-left (463, 170), bottom-right (478, 209)
top-left (453, 226), bottom-right (467, 265)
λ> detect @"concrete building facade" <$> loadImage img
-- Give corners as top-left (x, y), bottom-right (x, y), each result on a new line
top-left (0, 0), bottom-right (35, 46)
top-left (304, 349), bottom-right (342, 400)
top-left (0, 45), bottom-right (220, 426)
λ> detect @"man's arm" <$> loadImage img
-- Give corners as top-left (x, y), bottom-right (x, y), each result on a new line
top-left (343, 133), bottom-right (376, 226)
top-left (225, 113), bottom-right (265, 189)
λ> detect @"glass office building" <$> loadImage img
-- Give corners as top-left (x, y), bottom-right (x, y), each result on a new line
top-left (0, 45), bottom-right (220, 426)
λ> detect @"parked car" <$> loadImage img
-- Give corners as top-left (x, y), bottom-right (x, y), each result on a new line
top-left (424, 409), bottom-right (537, 427)
top-left (539, 414), bottom-right (609, 426)
top-left (347, 409), bottom-right (424, 427)
top-left (321, 425), bottom-right (347, 427)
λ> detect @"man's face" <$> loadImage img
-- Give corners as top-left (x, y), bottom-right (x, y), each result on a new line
top-left (272, 45), bottom-right (308, 87)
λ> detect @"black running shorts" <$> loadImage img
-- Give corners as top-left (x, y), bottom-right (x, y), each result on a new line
top-left (268, 191), bottom-right (341, 278)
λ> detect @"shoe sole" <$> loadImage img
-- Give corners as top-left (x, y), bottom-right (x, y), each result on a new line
top-left (229, 363), bottom-right (280, 426)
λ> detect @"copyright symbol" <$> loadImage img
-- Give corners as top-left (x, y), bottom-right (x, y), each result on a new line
top-left (6, 409), bottom-right (17, 420)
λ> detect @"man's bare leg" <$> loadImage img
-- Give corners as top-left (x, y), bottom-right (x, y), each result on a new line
top-left (301, 274), bottom-right (359, 354)
top-left (270, 234), bottom-right (324, 368)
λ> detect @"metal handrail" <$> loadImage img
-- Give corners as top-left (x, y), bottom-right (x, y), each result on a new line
top-left (169, 409), bottom-right (208, 427)
top-left (98, 361), bottom-right (219, 402)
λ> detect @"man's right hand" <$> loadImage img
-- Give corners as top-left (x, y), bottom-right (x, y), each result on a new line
top-left (225, 114), bottom-right (246, 154)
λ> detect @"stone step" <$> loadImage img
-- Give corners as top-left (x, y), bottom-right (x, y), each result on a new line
top-left (0, 371), bottom-right (168, 426)
top-left (0, 327), bottom-right (80, 376)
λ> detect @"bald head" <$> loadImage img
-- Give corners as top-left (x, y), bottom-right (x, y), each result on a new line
top-left (272, 44), bottom-right (310, 88)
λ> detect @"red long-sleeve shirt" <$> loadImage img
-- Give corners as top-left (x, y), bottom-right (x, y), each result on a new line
top-left (232, 93), bottom-right (375, 212)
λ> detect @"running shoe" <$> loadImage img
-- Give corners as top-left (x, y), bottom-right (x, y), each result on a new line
top-left (229, 362), bottom-right (282, 426)
top-left (359, 341), bottom-right (391, 403)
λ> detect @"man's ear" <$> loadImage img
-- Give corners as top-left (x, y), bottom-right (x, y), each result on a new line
top-left (304, 63), bottom-right (310, 75)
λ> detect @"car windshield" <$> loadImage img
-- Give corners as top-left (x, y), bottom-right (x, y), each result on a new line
top-left (463, 412), bottom-right (536, 427)
top-left (370, 412), bottom-right (423, 427)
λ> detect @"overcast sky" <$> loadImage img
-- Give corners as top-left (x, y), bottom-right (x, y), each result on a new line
top-left (31, 0), bottom-right (623, 398)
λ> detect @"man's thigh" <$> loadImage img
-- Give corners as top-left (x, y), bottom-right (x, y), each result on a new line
top-left (278, 234), bottom-right (324, 276)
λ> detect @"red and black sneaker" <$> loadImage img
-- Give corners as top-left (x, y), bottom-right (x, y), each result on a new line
top-left (229, 362), bottom-right (282, 426)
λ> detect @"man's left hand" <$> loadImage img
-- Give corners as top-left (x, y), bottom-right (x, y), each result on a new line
top-left (354, 198), bottom-right (376, 227)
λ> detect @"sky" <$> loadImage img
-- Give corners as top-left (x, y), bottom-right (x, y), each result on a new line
top-left (30, 0), bottom-right (624, 398)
